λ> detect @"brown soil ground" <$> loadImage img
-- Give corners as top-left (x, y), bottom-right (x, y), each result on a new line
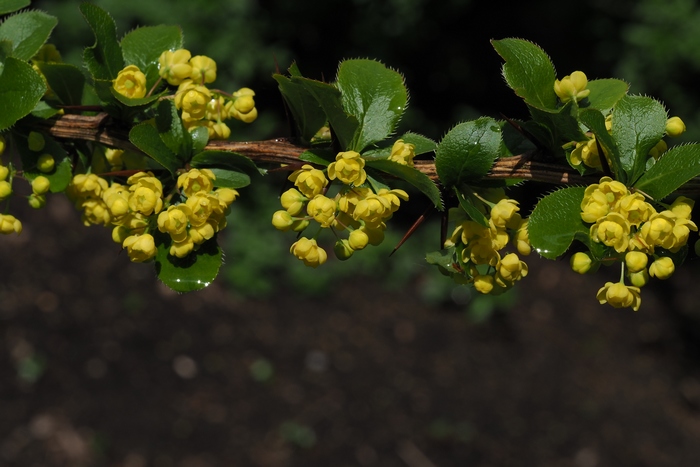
top-left (2, 195), bottom-right (700, 467)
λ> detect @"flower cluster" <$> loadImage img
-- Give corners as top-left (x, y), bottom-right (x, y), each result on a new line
top-left (158, 49), bottom-right (257, 139)
top-left (0, 134), bottom-right (21, 235)
top-left (271, 149), bottom-right (411, 268)
top-left (572, 176), bottom-right (697, 311)
top-left (444, 192), bottom-right (531, 295)
top-left (66, 168), bottom-right (237, 263)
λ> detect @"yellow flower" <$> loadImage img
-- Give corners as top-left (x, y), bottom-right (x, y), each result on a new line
top-left (128, 185), bottom-right (163, 216)
top-left (665, 116), bottom-right (686, 137)
top-left (212, 188), bottom-right (239, 207)
top-left (648, 139), bottom-right (667, 160)
top-left (288, 164), bottom-right (328, 198)
top-left (554, 71), bottom-right (590, 103)
top-left (189, 55), bottom-right (217, 84)
top-left (290, 237), bottom-right (327, 268)
top-left (590, 212), bottom-right (631, 253)
top-left (103, 183), bottom-right (130, 218)
top-left (177, 168), bottom-right (216, 197)
top-left (0, 180), bottom-right (12, 200)
top-left (175, 80), bottom-right (212, 120)
top-left (388, 139), bottom-right (416, 166)
top-left (185, 192), bottom-right (220, 227)
top-left (307, 194), bottom-right (336, 227)
top-left (157, 205), bottom-right (192, 243)
top-left (80, 199), bottom-right (111, 226)
top-left (113, 65), bottom-right (147, 99)
top-left (37, 154), bottom-right (55, 173)
top-left (495, 252), bottom-right (528, 286)
top-left (649, 257), bottom-right (675, 280)
top-left (596, 281), bottom-right (642, 311)
top-left (514, 218), bottom-right (531, 256)
top-left (0, 214), bottom-right (22, 235)
top-left (377, 188), bottom-right (409, 213)
top-left (353, 193), bottom-right (391, 225)
top-left (570, 138), bottom-right (602, 169)
top-left (466, 237), bottom-right (500, 266)
top-left (628, 269), bottom-right (649, 288)
top-left (616, 193), bottom-right (654, 226)
top-left (670, 196), bottom-right (694, 220)
top-left (570, 252), bottom-right (593, 274)
top-left (581, 188), bottom-right (612, 224)
top-left (473, 275), bottom-right (495, 294)
top-left (67, 173), bottom-right (109, 202)
top-left (170, 236), bottom-right (195, 258)
top-left (158, 49), bottom-right (192, 86)
top-left (122, 234), bottom-right (157, 263)
top-left (327, 151), bottom-right (367, 186)
top-left (490, 198), bottom-right (521, 230)
top-left (280, 188), bottom-right (307, 216)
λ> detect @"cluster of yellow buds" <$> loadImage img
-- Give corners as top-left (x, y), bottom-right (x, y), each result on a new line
top-left (157, 48), bottom-right (257, 139)
top-left (25, 132), bottom-right (55, 209)
top-left (554, 70), bottom-right (590, 104)
top-left (444, 192), bottom-right (531, 295)
top-left (0, 134), bottom-right (22, 235)
top-left (66, 168), bottom-right (237, 263)
top-left (271, 145), bottom-right (415, 268)
top-left (572, 176), bottom-right (697, 311)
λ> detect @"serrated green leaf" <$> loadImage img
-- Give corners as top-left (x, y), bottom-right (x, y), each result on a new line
top-left (499, 120), bottom-right (536, 156)
top-left (528, 101), bottom-right (586, 151)
top-left (299, 149), bottom-right (333, 166)
top-left (0, 57), bottom-right (45, 130)
top-left (578, 108), bottom-right (624, 182)
top-left (491, 38), bottom-right (557, 110)
top-left (400, 131), bottom-right (437, 156)
top-left (426, 249), bottom-right (460, 273)
top-left (274, 73), bottom-right (327, 143)
top-left (129, 121), bottom-right (180, 176)
top-left (633, 144), bottom-right (700, 200)
top-left (155, 99), bottom-right (189, 160)
top-left (190, 150), bottom-right (263, 176)
top-left (612, 95), bottom-right (667, 184)
top-left (435, 117), bottom-right (502, 189)
top-left (0, 10), bottom-right (57, 61)
top-left (208, 168), bottom-right (250, 189)
top-left (109, 86), bottom-right (162, 107)
top-left (35, 62), bottom-right (85, 105)
top-left (528, 186), bottom-right (587, 259)
top-left (121, 24), bottom-right (182, 88)
top-left (365, 159), bottom-right (442, 210)
top-left (336, 59), bottom-right (407, 152)
top-left (366, 173), bottom-right (390, 193)
top-left (0, 0), bottom-right (30, 15)
top-left (81, 3), bottom-right (124, 80)
top-left (292, 75), bottom-right (358, 151)
top-left (585, 79), bottom-right (628, 110)
top-left (155, 233), bottom-right (222, 293)
top-left (455, 186), bottom-right (489, 227)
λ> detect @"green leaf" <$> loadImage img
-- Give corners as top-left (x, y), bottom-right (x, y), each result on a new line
top-left (633, 144), bottom-right (700, 200)
top-left (35, 62), bottom-right (85, 106)
top-left (31, 100), bottom-right (60, 119)
top-left (336, 59), bottom-right (408, 152)
top-left (435, 117), bottom-right (502, 189)
top-left (190, 150), bottom-right (263, 176)
top-left (400, 131), bottom-right (437, 156)
top-left (190, 126), bottom-right (209, 154)
top-left (365, 159), bottom-right (443, 210)
top-left (129, 121), bottom-right (180, 175)
top-left (209, 168), bottom-right (250, 189)
top-left (366, 173), bottom-right (390, 193)
top-left (455, 186), bottom-right (489, 227)
top-left (491, 38), bottom-right (557, 110)
top-left (155, 233), bottom-right (222, 293)
top-left (528, 101), bottom-right (586, 150)
top-left (80, 3), bottom-right (124, 80)
top-left (585, 79), bottom-right (628, 110)
top-left (528, 186), bottom-right (587, 259)
top-left (0, 0), bottom-right (30, 15)
top-left (110, 87), bottom-right (162, 107)
top-left (121, 24), bottom-right (182, 88)
top-left (299, 149), bottom-right (333, 166)
top-left (426, 249), bottom-right (460, 274)
top-left (155, 99), bottom-right (189, 160)
top-left (578, 108), bottom-right (624, 182)
top-left (0, 57), bottom-right (45, 130)
top-left (293, 76), bottom-right (358, 151)
top-left (612, 95), bottom-right (667, 184)
top-left (0, 10), bottom-right (57, 61)
top-left (274, 73), bottom-right (327, 143)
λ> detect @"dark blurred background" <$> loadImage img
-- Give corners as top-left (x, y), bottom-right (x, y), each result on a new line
top-left (2, 0), bottom-right (700, 465)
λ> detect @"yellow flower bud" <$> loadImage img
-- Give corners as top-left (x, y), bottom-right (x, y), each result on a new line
top-left (625, 251), bottom-right (648, 273)
top-left (0, 134), bottom-right (5, 155)
top-left (158, 49), bottom-right (192, 86)
top-left (348, 228), bottom-right (369, 250)
top-left (0, 164), bottom-right (8, 181)
top-left (37, 153), bottom-right (55, 173)
top-left (290, 237), bottom-right (327, 268)
top-left (0, 180), bottom-right (11, 200)
top-left (388, 139), bottom-right (416, 166)
top-left (170, 236), bottom-right (195, 258)
top-left (234, 95), bottom-right (256, 114)
top-left (0, 214), bottom-right (22, 235)
top-left (280, 188), bottom-right (307, 216)
top-left (104, 148), bottom-right (124, 169)
top-left (628, 269), bottom-right (649, 288)
top-left (31, 175), bottom-right (51, 195)
top-left (213, 188), bottom-right (239, 207)
top-left (307, 194), bottom-right (336, 227)
top-left (158, 205), bottom-right (192, 243)
top-left (570, 252), bottom-right (593, 274)
top-left (554, 71), bottom-right (590, 103)
top-left (113, 65), bottom-right (147, 99)
top-left (28, 193), bottom-right (46, 209)
top-left (590, 212), bottom-right (631, 253)
top-left (649, 256), bottom-right (675, 280)
top-left (665, 116), bottom-right (686, 137)
top-left (496, 252), bottom-right (528, 285)
top-left (272, 210), bottom-right (294, 231)
top-left (473, 274), bottom-right (495, 294)
top-left (175, 80), bottom-right (211, 120)
top-left (28, 131), bottom-right (45, 152)
top-left (334, 239), bottom-right (354, 260)
top-left (189, 55), bottom-right (217, 84)
top-left (288, 165), bottom-right (328, 199)
top-left (648, 139), bottom-right (667, 160)
top-left (177, 168), bottom-right (216, 197)
top-left (490, 198), bottom-right (521, 230)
